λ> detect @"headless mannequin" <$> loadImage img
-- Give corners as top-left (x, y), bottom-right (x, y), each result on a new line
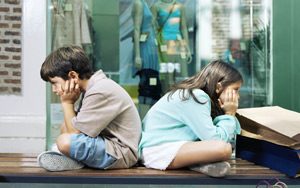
top-left (132, 0), bottom-right (162, 118)
top-left (151, 0), bottom-right (192, 93)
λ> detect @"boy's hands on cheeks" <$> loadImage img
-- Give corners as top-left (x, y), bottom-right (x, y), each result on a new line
top-left (218, 88), bottom-right (239, 116)
top-left (60, 79), bottom-right (81, 104)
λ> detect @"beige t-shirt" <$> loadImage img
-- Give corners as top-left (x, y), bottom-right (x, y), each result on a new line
top-left (72, 70), bottom-right (141, 169)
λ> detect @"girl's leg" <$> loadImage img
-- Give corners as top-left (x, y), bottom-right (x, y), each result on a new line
top-left (167, 140), bottom-right (232, 169)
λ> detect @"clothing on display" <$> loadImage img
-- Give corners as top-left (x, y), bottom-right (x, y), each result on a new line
top-left (132, 0), bottom-right (161, 105)
top-left (137, 69), bottom-right (162, 103)
top-left (51, 0), bottom-right (92, 50)
top-left (152, 0), bottom-right (191, 93)
top-left (132, 0), bottom-right (160, 76)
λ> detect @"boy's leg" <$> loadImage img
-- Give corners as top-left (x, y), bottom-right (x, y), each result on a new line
top-left (68, 133), bottom-right (116, 169)
top-left (37, 133), bottom-right (84, 171)
top-left (167, 140), bottom-right (232, 177)
top-left (37, 151), bottom-right (84, 171)
top-left (38, 133), bottom-right (116, 171)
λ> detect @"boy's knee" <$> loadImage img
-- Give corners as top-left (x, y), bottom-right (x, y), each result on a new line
top-left (56, 133), bottom-right (72, 156)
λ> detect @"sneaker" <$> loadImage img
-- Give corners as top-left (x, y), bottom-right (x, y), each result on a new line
top-left (37, 151), bottom-right (84, 171)
top-left (189, 161), bottom-right (231, 178)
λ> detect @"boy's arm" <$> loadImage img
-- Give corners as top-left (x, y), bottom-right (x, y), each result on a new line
top-left (61, 102), bottom-right (81, 134)
top-left (60, 79), bottom-right (81, 134)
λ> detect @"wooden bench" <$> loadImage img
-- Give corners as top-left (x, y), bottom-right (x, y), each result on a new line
top-left (0, 153), bottom-right (299, 185)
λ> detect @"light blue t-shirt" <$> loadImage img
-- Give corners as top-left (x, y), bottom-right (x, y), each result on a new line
top-left (157, 8), bottom-right (181, 40)
top-left (138, 89), bottom-right (241, 152)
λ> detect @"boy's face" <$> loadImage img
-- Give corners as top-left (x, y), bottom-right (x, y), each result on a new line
top-left (49, 77), bottom-right (66, 96)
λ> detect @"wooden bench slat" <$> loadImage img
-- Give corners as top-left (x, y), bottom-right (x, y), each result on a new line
top-left (0, 153), bottom-right (38, 158)
top-left (0, 166), bottom-right (284, 176)
top-left (0, 157), bottom-right (37, 162)
top-left (0, 153), bottom-right (298, 185)
top-left (0, 162), bottom-right (39, 167)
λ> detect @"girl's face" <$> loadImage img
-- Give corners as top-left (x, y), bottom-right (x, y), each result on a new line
top-left (218, 81), bottom-right (242, 103)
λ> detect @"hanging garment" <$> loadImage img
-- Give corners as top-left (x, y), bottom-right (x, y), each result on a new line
top-left (137, 69), bottom-right (162, 103)
top-left (52, 0), bottom-right (92, 50)
top-left (132, 0), bottom-right (160, 77)
top-left (155, 3), bottom-right (189, 76)
top-left (157, 7), bottom-right (181, 41)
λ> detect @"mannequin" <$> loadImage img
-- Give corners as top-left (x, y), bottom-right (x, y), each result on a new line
top-left (151, 0), bottom-right (192, 93)
top-left (132, 0), bottom-right (162, 118)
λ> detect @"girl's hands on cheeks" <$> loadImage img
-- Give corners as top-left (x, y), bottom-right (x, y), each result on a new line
top-left (60, 79), bottom-right (81, 104)
top-left (218, 88), bottom-right (239, 116)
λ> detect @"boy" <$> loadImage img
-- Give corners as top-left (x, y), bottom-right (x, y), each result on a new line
top-left (38, 46), bottom-right (141, 171)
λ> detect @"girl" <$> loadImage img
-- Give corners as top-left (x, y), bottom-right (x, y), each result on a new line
top-left (139, 59), bottom-right (243, 177)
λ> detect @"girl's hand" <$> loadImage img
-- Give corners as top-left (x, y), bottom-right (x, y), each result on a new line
top-left (218, 88), bottom-right (239, 116)
top-left (60, 79), bottom-right (81, 104)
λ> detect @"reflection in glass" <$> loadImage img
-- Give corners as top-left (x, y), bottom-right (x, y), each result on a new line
top-left (119, 0), bottom-right (271, 109)
top-left (196, 0), bottom-right (271, 108)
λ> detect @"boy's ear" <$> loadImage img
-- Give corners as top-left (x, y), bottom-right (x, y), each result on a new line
top-left (68, 71), bottom-right (79, 80)
top-left (215, 82), bottom-right (222, 94)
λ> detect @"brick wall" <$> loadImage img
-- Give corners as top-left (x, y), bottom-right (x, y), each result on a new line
top-left (0, 0), bottom-right (22, 95)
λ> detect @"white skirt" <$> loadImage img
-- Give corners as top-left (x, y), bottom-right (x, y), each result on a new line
top-left (140, 141), bottom-right (188, 170)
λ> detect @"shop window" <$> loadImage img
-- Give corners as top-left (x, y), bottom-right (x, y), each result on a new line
top-left (46, 0), bottom-right (271, 148)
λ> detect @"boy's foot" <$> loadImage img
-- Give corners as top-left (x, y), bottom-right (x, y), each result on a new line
top-left (189, 161), bottom-right (231, 177)
top-left (37, 151), bottom-right (84, 171)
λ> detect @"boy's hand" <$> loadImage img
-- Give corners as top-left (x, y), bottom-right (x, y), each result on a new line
top-left (218, 88), bottom-right (239, 116)
top-left (60, 79), bottom-right (81, 104)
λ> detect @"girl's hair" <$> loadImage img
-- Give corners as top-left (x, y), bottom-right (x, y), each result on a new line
top-left (40, 46), bottom-right (94, 82)
top-left (168, 59), bottom-right (243, 119)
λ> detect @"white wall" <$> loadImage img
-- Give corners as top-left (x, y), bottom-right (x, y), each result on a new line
top-left (0, 0), bottom-right (47, 153)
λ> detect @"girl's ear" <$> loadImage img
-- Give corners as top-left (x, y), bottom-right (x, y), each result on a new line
top-left (215, 82), bottom-right (223, 94)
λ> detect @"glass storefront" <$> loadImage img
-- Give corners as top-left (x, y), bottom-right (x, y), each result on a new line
top-left (46, 0), bottom-right (272, 148)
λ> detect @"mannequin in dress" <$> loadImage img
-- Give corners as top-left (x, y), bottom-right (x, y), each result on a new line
top-left (151, 0), bottom-right (192, 93)
top-left (132, 0), bottom-right (162, 118)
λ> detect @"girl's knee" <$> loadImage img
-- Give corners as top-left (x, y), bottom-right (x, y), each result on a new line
top-left (56, 133), bottom-right (72, 156)
top-left (215, 141), bottom-right (232, 160)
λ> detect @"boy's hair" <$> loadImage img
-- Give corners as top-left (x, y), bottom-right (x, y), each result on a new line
top-left (40, 46), bottom-right (94, 82)
top-left (168, 59), bottom-right (243, 118)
